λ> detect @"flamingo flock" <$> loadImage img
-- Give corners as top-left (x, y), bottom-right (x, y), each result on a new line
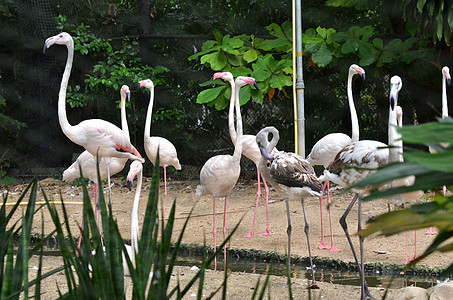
top-left (46, 31), bottom-right (449, 295)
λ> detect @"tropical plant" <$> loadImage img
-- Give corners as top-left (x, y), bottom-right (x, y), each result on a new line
top-left (188, 21), bottom-right (293, 108)
top-left (0, 178), bottom-right (63, 299)
top-left (53, 19), bottom-right (170, 109)
top-left (347, 117), bottom-right (453, 275)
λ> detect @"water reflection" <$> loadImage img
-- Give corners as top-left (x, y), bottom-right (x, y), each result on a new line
top-left (175, 255), bottom-right (445, 289)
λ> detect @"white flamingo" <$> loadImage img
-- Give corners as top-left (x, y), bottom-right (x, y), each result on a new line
top-left (256, 126), bottom-right (322, 289)
top-left (124, 160), bottom-right (143, 276)
top-left (138, 79), bottom-right (181, 230)
top-left (63, 85), bottom-right (132, 246)
top-left (426, 66), bottom-right (451, 235)
top-left (196, 76), bottom-right (258, 270)
top-left (212, 71), bottom-right (275, 238)
top-left (44, 32), bottom-right (144, 206)
top-left (307, 64), bottom-right (365, 251)
top-left (393, 105), bottom-right (424, 264)
top-left (318, 75), bottom-right (402, 300)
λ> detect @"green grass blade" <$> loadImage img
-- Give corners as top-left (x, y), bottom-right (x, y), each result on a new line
top-left (1, 236), bottom-right (14, 299)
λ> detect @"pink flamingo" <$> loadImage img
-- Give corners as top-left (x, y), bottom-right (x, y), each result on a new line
top-left (257, 126), bottom-right (322, 289)
top-left (196, 75), bottom-right (258, 270)
top-left (393, 105), bottom-right (424, 263)
top-left (306, 64), bottom-right (365, 251)
top-left (44, 32), bottom-right (144, 206)
top-left (426, 66), bottom-right (451, 235)
top-left (63, 85), bottom-right (131, 247)
top-left (138, 79), bottom-right (181, 229)
top-left (319, 75), bottom-right (402, 300)
top-left (212, 71), bottom-right (275, 238)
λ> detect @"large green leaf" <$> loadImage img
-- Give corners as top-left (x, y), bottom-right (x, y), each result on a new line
top-left (196, 86), bottom-right (226, 104)
top-left (243, 49), bottom-right (259, 63)
top-left (269, 74), bottom-right (292, 90)
top-left (200, 52), bottom-right (227, 70)
top-left (312, 43), bottom-right (333, 67)
top-left (399, 118), bottom-right (453, 144)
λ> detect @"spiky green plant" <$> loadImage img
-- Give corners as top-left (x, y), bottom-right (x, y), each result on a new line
top-left (0, 178), bottom-right (63, 299)
top-left (45, 153), bottom-right (253, 299)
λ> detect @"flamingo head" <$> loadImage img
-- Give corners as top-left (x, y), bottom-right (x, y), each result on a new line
top-left (442, 66), bottom-right (451, 85)
top-left (236, 76), bottom-right (259, 90)
top-left (350, 64), bottom-right (366, 80)
top-left (212, 72), bottom-right (234, 82)
top-left (43, 32), bottom-right (73, 53)
top-left (126, 160), bottom-right (143, 191)
top-left (138, 79), bottom-right (154, 90)
top-left (121, 85), bottom-right (131, 102)
top-left (389, 75), bottom-right (402, 111)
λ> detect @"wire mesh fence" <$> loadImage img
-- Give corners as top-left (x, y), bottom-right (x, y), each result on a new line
top-left (0, 3), bottom-right (296, 182)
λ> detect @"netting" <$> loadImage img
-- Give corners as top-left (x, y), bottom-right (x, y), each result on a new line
top-left (1, 1), bottom-right (296, 182)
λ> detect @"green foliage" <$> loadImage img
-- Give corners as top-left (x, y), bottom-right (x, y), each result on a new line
top-left (0, 95), bottom-right (27, 139)
top-left (0, 151), bottom-right (15, 186)
top-left (348, 118), bottom-right (453, 275)
top-left (189, 21), bottom-right (293, 108)
top-left (302, 25), bottom-right (428, 68)
top-left (55, 17), bottom-right (169, 108)
top-left (0, 178), bottom-right (62, 299)
top-left (403, 0), bottom-right (453, 45)
top-left (152, 108), bottom-right (187, 131)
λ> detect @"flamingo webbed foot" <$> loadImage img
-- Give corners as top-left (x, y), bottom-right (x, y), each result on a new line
top-left (260, 231), bottom-right (271, 236)
top-left (425, 228), bottom-right (437, 235)
top-left (318, 242), bottom-right (330, 250)
top-left (329, 247), bottom-right (342, 252)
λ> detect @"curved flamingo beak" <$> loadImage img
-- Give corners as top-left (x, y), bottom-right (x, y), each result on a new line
top-left (258, 143), bottom-right (274, 161)
top-left (127, 179), bottom-right (133, 191)
top-left (43, 33), bottom-right (64, 53)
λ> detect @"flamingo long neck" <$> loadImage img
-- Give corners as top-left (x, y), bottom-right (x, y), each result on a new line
top-left (267, 128), bottom-right (280, 153)
top-left (232, 82), bottom-right (242, 161)
top-left (144, 86), bottom-right (155, 140)
top-left (396, 110), bottom-right (403, 162)
top-left (58, 39), bottom-right (75, 137)
top-left (388, 99), bottom-right (399, 163)
top-left (227, 78), bottom-right (238, 144)
top-left (131, 169), bottom-right (142, 255)
top-left (442, 73), bottom-right (449, 118)
top-left (347, 71), bottom-right (360, 142)
top-left (120, 93), bottom-right (130, 140)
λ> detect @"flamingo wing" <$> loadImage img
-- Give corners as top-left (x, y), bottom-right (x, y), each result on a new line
top-left (270, 152), bottom-right (322, 191)
top-left (77, 119), bottom-right (141, 159)
top-left (145, 136), bottom-right (181, 169)
top-left (307, 133), bottom-right (352, 166)
top-left (326, 140), bottom-right (389, 187)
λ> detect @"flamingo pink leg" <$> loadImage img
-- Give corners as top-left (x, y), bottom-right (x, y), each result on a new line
top-left (244, 169), bottom-right (261, 238)
top-left (213, 196), bottom-right (217, 270)
top-left (410, 229), bottom-right (417, 262)
top-left (403, 201), bottom-right (410, 264)
top-left (260, 177), bottom-right (270, 236)
top-left (318, 181), bottom-right (330, 249)
top-left (223, 196), bottom-right (228, 267)
top-left (327, 181), bottom-right (341, 252)
top-left (77, 183), bottom-right (104, 250)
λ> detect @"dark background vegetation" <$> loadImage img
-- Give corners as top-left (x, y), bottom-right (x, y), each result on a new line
top-left (0, 0), bottom-right (452, 180)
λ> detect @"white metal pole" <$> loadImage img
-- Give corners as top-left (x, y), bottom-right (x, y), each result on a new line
top-left (295, 0), bottom-right (305, 157)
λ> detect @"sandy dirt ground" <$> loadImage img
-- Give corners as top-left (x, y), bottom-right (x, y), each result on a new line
top-left (3, 176), bottom-right (451, 299)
